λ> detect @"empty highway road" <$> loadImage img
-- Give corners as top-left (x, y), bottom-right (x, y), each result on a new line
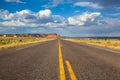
top-left (0, 39), bottom-right (120, 80)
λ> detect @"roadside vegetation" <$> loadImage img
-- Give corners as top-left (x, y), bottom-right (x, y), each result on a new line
top-left (64, 38), bottom-right (120, 50)
top-left (0, 36), bottom-right (53, 49)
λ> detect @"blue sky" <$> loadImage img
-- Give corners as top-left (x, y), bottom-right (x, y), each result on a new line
top-left (0, 0), bottom-right (120, 37)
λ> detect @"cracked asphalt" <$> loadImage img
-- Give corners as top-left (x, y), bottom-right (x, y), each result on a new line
top-left (0, 39), bottom-right (120, 80)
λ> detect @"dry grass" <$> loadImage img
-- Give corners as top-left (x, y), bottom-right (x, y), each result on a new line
top-left (64, 38), bottom-right (120, 50)
top-left (0, 37), bottom-right (53, 49)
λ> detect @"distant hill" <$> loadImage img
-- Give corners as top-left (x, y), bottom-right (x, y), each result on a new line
top-left (0, 34), bottom-right (60, 38)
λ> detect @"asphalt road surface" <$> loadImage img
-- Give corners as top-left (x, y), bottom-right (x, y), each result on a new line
top-left (0, 39), bottom-right (120, 80)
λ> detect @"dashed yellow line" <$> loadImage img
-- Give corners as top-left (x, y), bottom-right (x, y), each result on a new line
top-left (66, 60), bottom-right (77, 80)
top-left (58, 40), bottom-right (66, 80)
top-left (58, 39), bottom-right (77, 80)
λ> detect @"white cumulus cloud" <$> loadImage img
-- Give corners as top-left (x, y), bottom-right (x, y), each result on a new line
top-left (0, 9), bottom-right (102, 28)
top-left (74, 2), bottom-right (103, 9)
top-left (0, 9), bottom-right (54, 27)
top-left (67, 12), bottom-right (101, 26)
top-left (0, 9), bottom-right (14, 20)
top-left (0, 20), bottom-right (25, 27)
top-left (38, 9), bottom-right (51, 18)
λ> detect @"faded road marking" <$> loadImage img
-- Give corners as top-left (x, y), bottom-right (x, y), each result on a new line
top-left (16, 42), bottom-right (45, 50)
top-left (58, 40), bottom-right (66, 80)
top-left (66, 60), bottom-right (77, 80)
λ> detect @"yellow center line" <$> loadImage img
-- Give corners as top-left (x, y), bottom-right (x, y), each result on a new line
top-left (66, 60), bottom-right (77, 80)
top-left (58, 40), bottom-right (66, 80)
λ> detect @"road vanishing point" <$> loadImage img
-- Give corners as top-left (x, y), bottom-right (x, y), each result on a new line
top-left (0, 39), bottom-right (120, 80)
